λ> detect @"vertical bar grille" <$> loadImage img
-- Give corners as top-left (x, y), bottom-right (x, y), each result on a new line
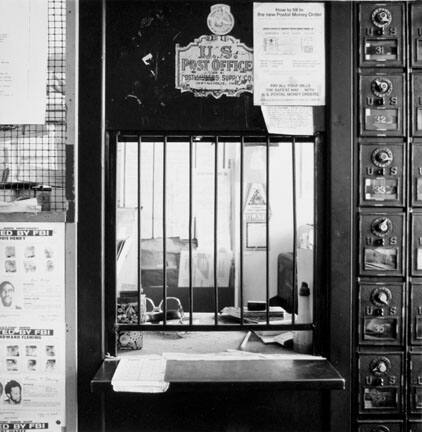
top-left (189, 137), bottom-right (194, 325)
top-left (291, 138), bottom-right (298, 325)
top-left (240, 137), bottom-right (244, 325)
top-left (214, 137), bottom-right (219, 324)
top-left (114, 135), bottom-right (317, 333)
top-left (162, 136), bottom-right (167, 324)
top-left (266, 137), bottom-right (270, 325)
top-left (137, 135), bottom-right (142, 325)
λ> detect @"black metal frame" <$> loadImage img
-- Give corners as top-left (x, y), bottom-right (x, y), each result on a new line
top-left (327, 3), bottom-right (354, 432)
top-left (105, 133), bottom-right (322, 344)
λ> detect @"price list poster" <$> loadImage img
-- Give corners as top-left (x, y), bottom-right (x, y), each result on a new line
top-left (0, 223), bottom-right (65, 431)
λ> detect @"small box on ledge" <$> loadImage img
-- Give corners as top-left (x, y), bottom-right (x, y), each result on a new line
top-left (247, 301), bottom-right (266, 311)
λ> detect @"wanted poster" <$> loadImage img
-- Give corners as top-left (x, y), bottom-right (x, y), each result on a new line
top-left (0, 224), bottom-right (65, 325)
top-left (0, 223), bottom-right (65, 431)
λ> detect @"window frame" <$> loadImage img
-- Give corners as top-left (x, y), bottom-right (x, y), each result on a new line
top-left (104, 131), bottom-right (325, 356)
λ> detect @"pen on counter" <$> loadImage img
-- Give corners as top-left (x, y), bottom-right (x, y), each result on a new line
top-left (239, 330), bottom-right (252, 351)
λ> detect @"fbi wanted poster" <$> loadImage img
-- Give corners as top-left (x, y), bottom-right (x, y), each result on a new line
top-left (253, 2), bottom-right (325, 106)
top-left (0, 223), bottom-right (65, 431)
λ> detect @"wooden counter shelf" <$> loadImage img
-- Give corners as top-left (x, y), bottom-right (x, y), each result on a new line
top-left (91, 357), bottom-right (345, 393)
top-left (91, 330), bottom-right (345, 394)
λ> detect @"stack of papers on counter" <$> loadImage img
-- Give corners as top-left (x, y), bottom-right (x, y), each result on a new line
top-left (219, 306), bottom-right (286, 324)
top-left (111, 355), bottom-right (169, 393)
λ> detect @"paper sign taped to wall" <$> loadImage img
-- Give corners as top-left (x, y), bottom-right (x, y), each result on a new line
top-left (253, 3), bottom-right (325, 106)
top-left (0, 0), bottom-right (48, 124)
top-left (261, 106), bottom-right (314, 135)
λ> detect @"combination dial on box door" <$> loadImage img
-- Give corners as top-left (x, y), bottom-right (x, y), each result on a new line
top-left (359, 3), bottom-right (405, 67)
top-left (359, 143), bottom-right (405, 206)
top-left (358, 353), bottom-right (403, 415)
top-left (359, 213), bottom-right (405, 276)
top-left (359, 74), bottom-right (405, 137)
top-left (359, 283), bottom-right (404, 346)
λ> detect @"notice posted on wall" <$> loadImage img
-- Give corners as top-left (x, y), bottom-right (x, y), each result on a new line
top-left (261, 106), bottom-right (314, 135)
top-left (253, 2), bottom-right (325, 106)
top-left (0, 223), bottom-right (65, 431)
top-left (0, 0), bottom-right (48, 124)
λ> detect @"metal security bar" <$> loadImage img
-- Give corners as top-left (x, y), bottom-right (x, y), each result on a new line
top-left (110, 133), bottom-right (318, 333)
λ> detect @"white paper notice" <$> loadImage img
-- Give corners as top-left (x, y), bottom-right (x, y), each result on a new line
top-left (112, 356), bottom-right (169, 393)
top-left (0, 0), bottom-right (48, 124)
top-left (253, 3), bottom-right (325, 106)
top-left (261, 106), bottom-right (314, 135)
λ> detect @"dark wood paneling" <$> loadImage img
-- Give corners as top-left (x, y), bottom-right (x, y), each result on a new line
top-left (104, 390), bottom-right (325, 432)
top-left (106, 1), bottom-right (261, 131)
top-left (328, 3), bottom-right (353, 432)
top-left (78, 0), bottom-right (104, 431)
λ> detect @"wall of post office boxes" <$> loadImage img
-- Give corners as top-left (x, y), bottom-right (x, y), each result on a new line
top-left (356, 3), bottom-right (422, 431)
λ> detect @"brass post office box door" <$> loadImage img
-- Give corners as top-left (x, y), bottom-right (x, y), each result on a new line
top-left (411, 214), bottom-right (422, 276)
top-left (359, 3), bottom-right (405, 67)
top-left (359, 212), bottom-right (405, 276)
top-left (411, 283), bottom-right (422, 346)
top-left (358, 353), bottom-right (403, 414)
top-left (358, 283), bottom-right (404, 346)
top-left (411, 4), bottom-right (422, 68)
top-left (359, 73), bottom-right (405, 137)
top-left (411, 74), bottom-right (422, 136)
top-left (410, 353), bottom-right (422, 413)
top-left (411, 143), bottom-right (422, 206)
top-left (359, 142), bottom-right (405, 207)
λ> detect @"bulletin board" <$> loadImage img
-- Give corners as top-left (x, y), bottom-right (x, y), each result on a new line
top-left (0, 0), bottom-right (69, 214)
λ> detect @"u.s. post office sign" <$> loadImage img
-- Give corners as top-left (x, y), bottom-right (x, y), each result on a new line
top-left (175, 34), bottom-right (253, 98)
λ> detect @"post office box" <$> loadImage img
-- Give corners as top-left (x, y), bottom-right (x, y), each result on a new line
top-left (412, 213), bottom-right (422, 276)
top-left (359, 142), bottom-right (405, 207)
top-left (359, 74), bottom-right (405, 137)
top-left (358, 421), bottom-right (403, 432)
top-left (410, 353), bottom-right (422, 413)
top-left (359, 212), bottom-right (405, 277)
top-left (411, 4), bottom-right (422, 68)
top-left (358, 283), bottom-right (404, 346)
top-left (411, 143), bottom-right (422, 206)
top-left (410, 283), bottom-right (422, 346)
top-left (412, 74), bottom-right (422, 137)
top-left (358, 353), bottom-right (403, 415)
top-left (359, 3), bottom-right (405, 67)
